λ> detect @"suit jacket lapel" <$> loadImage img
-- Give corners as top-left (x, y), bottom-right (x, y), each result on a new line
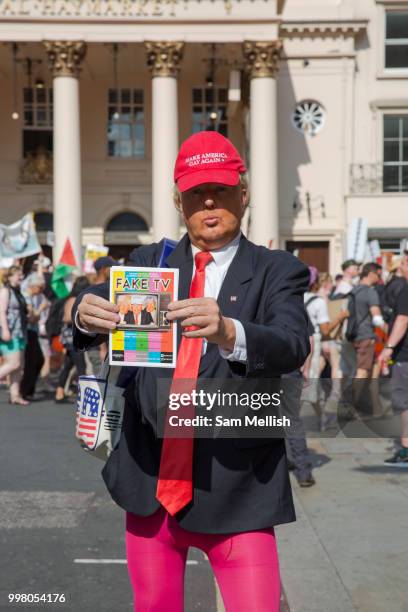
top-left (165, 233), bottom-right (193, 301)
top-left (217, 235), bottom-right (253, 320)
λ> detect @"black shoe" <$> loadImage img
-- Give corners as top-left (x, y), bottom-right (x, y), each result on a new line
top-left (298, 476), bottom-right (316, 488)
top-left (287, 459), bottom-right (296, 472)
top-left (384, 448), bottom-right (408, 468)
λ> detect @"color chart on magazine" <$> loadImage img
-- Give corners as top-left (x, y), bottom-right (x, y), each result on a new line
top-left (109, 266), bottom-right (179, 368)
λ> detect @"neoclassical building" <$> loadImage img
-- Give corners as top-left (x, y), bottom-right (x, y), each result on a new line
top-left (0, 0), bottom-right (407, 273)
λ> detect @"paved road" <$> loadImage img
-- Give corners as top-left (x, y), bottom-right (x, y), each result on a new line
top-left (0, 392), bottom-right (219, 612)
top-left (3, 390), bottom-right (403, 612)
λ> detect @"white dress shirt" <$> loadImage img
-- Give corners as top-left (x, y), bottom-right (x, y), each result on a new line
top-left (75, 233), bottom-right (247, 363)
top-left (190, 233), bottom-right (247, 362)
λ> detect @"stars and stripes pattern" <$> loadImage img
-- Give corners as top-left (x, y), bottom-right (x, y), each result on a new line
top-left (76, 385), bottom-right (102, 450)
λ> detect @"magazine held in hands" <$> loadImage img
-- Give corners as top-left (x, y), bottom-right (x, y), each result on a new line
top-left (109, 266), bottom-right (179, 368)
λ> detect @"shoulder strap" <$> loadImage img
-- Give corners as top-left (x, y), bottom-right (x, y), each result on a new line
top-left (305, 295), bottom-right (319, 307)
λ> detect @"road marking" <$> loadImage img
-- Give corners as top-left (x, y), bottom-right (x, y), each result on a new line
top-left (215, 581), bottom-right (225, 612)
top-left (74, 559), bottom-right (199, 565)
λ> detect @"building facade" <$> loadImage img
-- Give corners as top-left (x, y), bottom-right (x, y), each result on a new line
top-left (0, 0), bottom-right (407, 273)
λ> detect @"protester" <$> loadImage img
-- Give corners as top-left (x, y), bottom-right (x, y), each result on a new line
top-left (382, 255), bottom-right (406, 326)
top-left (303, 268), bottom-right (348, 430)
top-left (72, 131), bottom-right (310, 612)
top-left (350, 263), bottom-right (384, 379)
top-left (0, 266), bottom-right (28, 405)
top-left (331, 259), bottom-right (361, 392)
top-left (54, 276), bottom-right (90, 403)
top-left (332, 273), bottom-right (344, 296)
top-left (283, 317), bottom-right (316, 488)
top-left (38, 296), bottom-right (52, 390)
top-left (283, 370), bottom-right (316, 487)
top-left (38, 255), bottom-right (56, 302)
top-left (346, 262), bottom-right (385, 414)
top-left (20, 273), bottom-right (49, 400)
top-left (333, 259), bottom-right (360, 297)
top-left (304, 267), bottom-right (330, 379)
top-left (318, 272), bottom-right (348, 427)
top-left (94, 256), bottom-right (117, 284)
top-left (378, 254), bottom-right (408, 466)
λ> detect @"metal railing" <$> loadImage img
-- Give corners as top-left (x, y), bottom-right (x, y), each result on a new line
top-left (349, 163), bottom-right (408, 194)
top-left (349, 163), bottom-right (384, 195)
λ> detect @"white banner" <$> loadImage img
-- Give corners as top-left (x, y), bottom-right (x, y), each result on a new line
top-left (368, 239), bottom-right (381, 261)
top-left (347, 218), bottom-right (368, 262)
top-left (0, 213), bottom-right (41, 260)
top-left (83, 244), bottom-right (109, 274)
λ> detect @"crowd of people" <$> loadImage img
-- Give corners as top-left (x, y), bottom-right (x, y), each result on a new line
top-left (1, 248), bottom-right (408, 476)
top-left (298, 253), bottom-right (408, 473)
top-left (2, 130), bottom-right (408, 612)
top-left (0, 254), bottom-right (117, 405)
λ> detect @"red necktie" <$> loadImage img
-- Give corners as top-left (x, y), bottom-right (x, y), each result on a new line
top-left (156, 251), bottom-right (213, 515)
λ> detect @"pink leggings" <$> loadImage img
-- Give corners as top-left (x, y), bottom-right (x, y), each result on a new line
top-left (126, 508), bottom-right (281, 611)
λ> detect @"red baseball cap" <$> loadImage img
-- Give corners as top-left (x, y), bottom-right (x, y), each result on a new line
top-left (174, 131), bottom-right (247, 192)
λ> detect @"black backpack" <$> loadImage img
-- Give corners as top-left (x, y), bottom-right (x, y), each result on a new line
top-left (45, 297), bottom-right (67, 338)
top-left (345, 287), bottom-right (369, 342)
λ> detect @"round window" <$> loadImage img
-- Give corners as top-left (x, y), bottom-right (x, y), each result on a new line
top-left (292, 100), bottom-right (326, 136)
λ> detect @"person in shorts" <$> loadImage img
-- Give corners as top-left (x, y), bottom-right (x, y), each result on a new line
top-left (351, 263), bottom-right (384, 378)
top-left (0, 266), bottom-right (28, 405)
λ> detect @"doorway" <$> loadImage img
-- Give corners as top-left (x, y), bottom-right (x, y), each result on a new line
top-left (286, 241), bottom-right (330, 272)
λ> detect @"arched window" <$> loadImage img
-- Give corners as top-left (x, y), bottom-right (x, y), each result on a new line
top-left (34, 211), bottom-right (53, 231)
top-left (106, 211), bottom-right (148, 232)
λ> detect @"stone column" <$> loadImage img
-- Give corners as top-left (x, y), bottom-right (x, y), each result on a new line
top-left (43, 41), bottom-right (87, 266)
top-left (243, 41), bottom-right (282, 248)
top-left (145, 41), bottom-right (184, 242)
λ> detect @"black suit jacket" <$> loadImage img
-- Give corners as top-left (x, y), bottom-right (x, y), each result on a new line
top-left (73, 234), bottom-right (310, 534)
top-left (124, 310), bottom-right (135, 325)
top-left (141, 309), bottom-right (154, 325)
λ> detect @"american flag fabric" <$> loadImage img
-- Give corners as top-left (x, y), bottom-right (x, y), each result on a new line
top-left (75, 369), bottom-right (125, 460)
top-left (76, 378), bottom-right (106, 451)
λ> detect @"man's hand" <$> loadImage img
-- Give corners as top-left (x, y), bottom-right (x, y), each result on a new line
top-left (166, 297), bottom-right (236, 351)
top-left (77, 294), bottom-right (120, 334)
top-left (378, 346), bottom-right (393, 367)
top-left (338, 309), bottom-right (350, 321)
